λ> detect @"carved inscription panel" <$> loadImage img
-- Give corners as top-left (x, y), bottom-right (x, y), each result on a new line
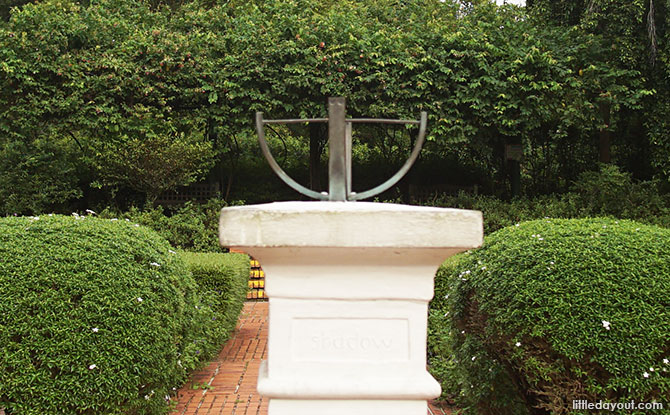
top-left (291, 318), bottom-right (409, 362)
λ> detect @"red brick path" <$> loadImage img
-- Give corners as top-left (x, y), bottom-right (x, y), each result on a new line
top-left (171, 302), bottom-right (453, 415)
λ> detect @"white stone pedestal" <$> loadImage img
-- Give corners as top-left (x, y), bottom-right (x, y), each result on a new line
top-left (219, 202), bottom-right (482, 415)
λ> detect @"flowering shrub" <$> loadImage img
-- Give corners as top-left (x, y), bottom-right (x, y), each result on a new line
top-left (0, 215), bottom-right (247, 414)
top-left (428, 218), bottom-right (670, 415)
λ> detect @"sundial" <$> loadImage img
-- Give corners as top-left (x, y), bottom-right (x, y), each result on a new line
top-left (223, 97), bottom-right (481, 415)
top-left (255, 97), bottom-right (427, 201)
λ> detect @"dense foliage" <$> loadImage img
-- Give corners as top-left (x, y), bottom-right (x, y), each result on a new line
top-left (528, 0), bottom-right (670, 183)
top-left (98, 198), bottom-right (240, 253)
top-left (0, 215), bottom-right (249, 414)
top-left (422, 164), bottom-right (670, 234)
top-left (429, 218), bottom-right (670, 414)
top-left (0, 0), bottom-right (662, 212)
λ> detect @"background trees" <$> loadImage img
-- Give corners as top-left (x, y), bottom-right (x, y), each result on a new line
top-left (0, 0), bottom-right (665, 214)
top-left (528, 0), bottom-right (670, 182)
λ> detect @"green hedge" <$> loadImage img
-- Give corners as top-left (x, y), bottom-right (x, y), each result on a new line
top-left (0, 215), bottom-right (246, 414)
top-left (429, 218), bottom-right (670, 415)
top-left (179, 252), bottom-right (250, 348)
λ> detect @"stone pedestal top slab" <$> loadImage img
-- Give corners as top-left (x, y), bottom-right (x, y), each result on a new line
top-left (219, 201), bottom-right (483, 249)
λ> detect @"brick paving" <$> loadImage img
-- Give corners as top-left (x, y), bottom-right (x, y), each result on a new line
top-left (171, 301), bottom-right (453, 415)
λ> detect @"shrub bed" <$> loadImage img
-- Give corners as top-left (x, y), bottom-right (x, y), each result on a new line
top-left (429, 218), bottom-right (670, 415)
top-left (0, 215), bottom-right (245, 414)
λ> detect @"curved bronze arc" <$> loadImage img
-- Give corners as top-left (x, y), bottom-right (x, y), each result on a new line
top-left (349, 111), bottom-right (427, 201)
top-left (255, 112), bottom-right (328, 200)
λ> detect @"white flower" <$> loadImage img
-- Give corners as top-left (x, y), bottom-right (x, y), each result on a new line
top-left (602, 320), bottom-right (611, 330)
top-left (164, 395), bottom-right (170, 401)
top-left (177, 360), bottom-right (182, 367)
top-left (663, 358), bottom-right (669, 365)
top-left (92, 327), bottom-right (99, 333)
top-left (444, 312), bottom-right (449, 317)
top-left (150, 262), bottom-right (160, 267)
top-left (137, 297), bottom-right (143, 303)
top-left (649, 367), bottom-right (655, 372)
top-left (85, 209), bottom-right (96, 215)
top-left (169, 250), bottom-right (176, 254)
top-left (515, 223), bottom-right (520, 227)
top-left (550, 261), bottom-right (554, 265)
top-left (643, 372), bottom-right (650, 378)
top-left (88, 364), bottom-right (97, 370)
top-left (444, 294), bottom-right (449, 299)
top-left (472, 356), bottom-right (476, 361)
top-left (515, 342), bottom-right (521, 347)
top-left (134, 224), bottom-right (140, 227)
top-left (461, 330), bottom-right (465, 334)
top-left (72, 212), bottom-right (80, 217)
top-left (144, 395), bottom-right (150, 400)
top-left (481, 266), bottom-right (487, 270)
top-left (125, 219), bottom-right (130, 222)
top-left (538, 237), bottom-right (544, 241)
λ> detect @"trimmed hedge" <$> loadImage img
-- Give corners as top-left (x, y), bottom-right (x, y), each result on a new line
top-left (179, 252), bottom-right (250, 351)
top-left (0, 215), bottom-right (246, 414)
top-left (429, 218), bottom-right (670, 415)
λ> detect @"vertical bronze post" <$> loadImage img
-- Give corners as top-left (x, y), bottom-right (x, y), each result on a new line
top-left (345, 121), bottom-right (353, 197)
top-left (328, 97), bottom-right (347, 201)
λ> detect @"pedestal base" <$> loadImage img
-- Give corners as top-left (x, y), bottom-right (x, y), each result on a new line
top-left (257, 360), bottom-right (440, 400)
top-left (258, 297), bottom-right (441, 399)
top-left (268, 399), bottom-right (427, 415)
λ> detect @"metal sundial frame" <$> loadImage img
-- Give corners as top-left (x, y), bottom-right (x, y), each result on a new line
top-left (255, 97), bottom-right (427, 201)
